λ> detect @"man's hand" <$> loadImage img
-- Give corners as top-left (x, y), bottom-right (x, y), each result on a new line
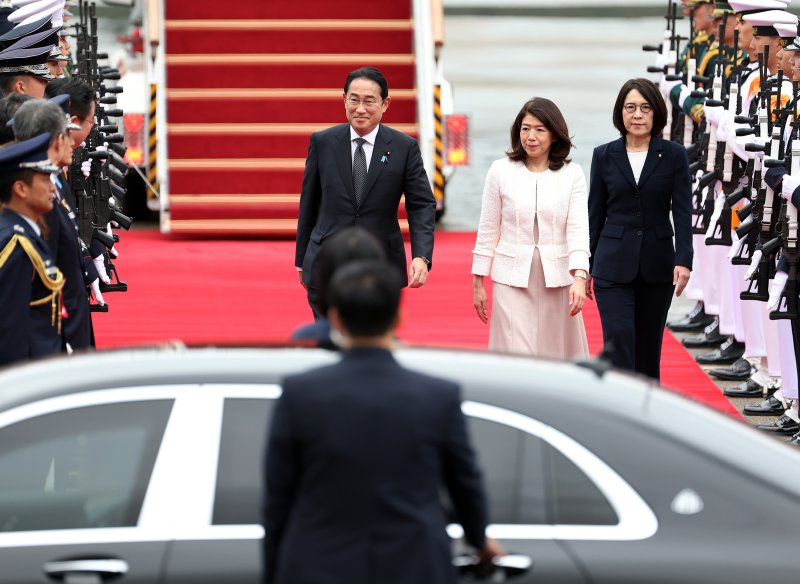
top-left (90, 278), bottom-right (105, 306)
top-left (674, 265), bottom-right (690, 296)
top-left (408, 257), bottom-right (429, 288)
top-left (767, 271), bottom-right (789, 311)
top-left (477, 537), bottom-right (505, 563)
top-left (585, 275), bottom-right (594, 301)
top-left (744, 249), bottom-right (762, 281)
top-left (473, 276), bottom-right (488, 323)
top-left (568, 278), bottom-right (586, 317)
top-left (297, 269), bottom-right (307, 289)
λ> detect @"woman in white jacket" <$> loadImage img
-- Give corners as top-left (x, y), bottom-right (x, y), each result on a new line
top-left (472, 97), bottom-right (590, 358)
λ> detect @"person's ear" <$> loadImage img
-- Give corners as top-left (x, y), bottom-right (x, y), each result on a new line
top-left (328, 308), bottom-right (343, 332)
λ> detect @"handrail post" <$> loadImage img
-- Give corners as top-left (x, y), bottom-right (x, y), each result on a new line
top-left (412, 0), bottom-right (436, 185)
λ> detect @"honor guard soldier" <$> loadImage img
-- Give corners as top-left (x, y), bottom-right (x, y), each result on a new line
top-left (0, 132), bottom-right (64, 368)
top-left (0, 43), bottom-right (54, 97)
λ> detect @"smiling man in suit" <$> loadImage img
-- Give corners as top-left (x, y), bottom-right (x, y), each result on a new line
top-left (295, 66), bottom-right (437, 318)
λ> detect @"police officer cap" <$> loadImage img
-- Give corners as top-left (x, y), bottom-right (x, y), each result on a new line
top-left (8, 0), bottom-right (65, 27)
top-left (713, 1), bottom-right (736, 16)
top-left (0, 25), bottom-right (59, 51)
top-left (0, 131), bottom-right (59, 174)
top-left (729, 0), bottom-right (788, 15)
top-left (0, 15), bottom-right (52, 44)
top-left (0, 44), bottom-right (55, 79)
top-left (46, 44), bottom-right (65, 61)
top-left (49, 93), bottom-right (80, 130)
top-left (743, 9), bottom-right (797, 36)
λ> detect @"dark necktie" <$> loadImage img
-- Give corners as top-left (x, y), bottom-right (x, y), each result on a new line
top-left (352, 137), bottom-right (367, 206)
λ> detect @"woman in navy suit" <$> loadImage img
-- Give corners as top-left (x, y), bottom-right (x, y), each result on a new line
top-left (588, 78), bottom-right (693, 380)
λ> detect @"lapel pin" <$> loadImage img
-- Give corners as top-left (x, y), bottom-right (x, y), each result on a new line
top-left (658, 153), bottom-right (662, 158)
top-left (381, 151), bottom-right (391, 164)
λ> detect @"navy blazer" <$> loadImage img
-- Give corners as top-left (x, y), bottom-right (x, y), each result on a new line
top-left (0, 209), bottom-right (61, 366)
top-left (264, 348), bottom-right (488, 584)
top-left (295, 123), bottom-right (437, 289)
top-left (44, 179), bottom-right (94, 350)
top-left (589, 136), bottom-right (693, 283)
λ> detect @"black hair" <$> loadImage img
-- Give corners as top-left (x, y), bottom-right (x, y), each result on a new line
top-left (328, 260), bottom-right (402, 337)
top-left (344, 67), bottom-right (389, 100)
top-left (507, 97), bottom-right (574, 171)
top-left (0, 168), bottom-right (35, 204)
top-left (0, 93), bottom-right (33, 145)
top-left (317, 227), bottom-right (386, 314)
top-left (44, 77), bottom-right (94, 120)
top-left (612, 78), bottom-right (667, 138)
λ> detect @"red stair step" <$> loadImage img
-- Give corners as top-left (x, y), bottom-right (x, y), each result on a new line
top-left (166, 95), bottom-right (417, 124)
top-left (166, 60), bottom-right (415, 90)
top-left (169, 166), bottom-right (304, 194)
top-left (165, 1), bottom-right (411, 20)
top-left (166, 26), bottom-right (412, 55)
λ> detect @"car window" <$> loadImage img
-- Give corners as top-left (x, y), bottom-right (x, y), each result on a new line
top-left (544, 440), bottom-right (617, 526)
top-left (213, 398), bottom-right (274, 525)
top-left (0, 400), bottom-right (172, 532)
top-left (467, 417), bottom-right (547, 524)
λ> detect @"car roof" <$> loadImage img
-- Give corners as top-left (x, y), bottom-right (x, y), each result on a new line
top-left (2, 346), bottom-right (799, 495)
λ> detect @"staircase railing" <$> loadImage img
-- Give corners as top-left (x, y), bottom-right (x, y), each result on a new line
top-left (412, 0), bottom-right (438, 184)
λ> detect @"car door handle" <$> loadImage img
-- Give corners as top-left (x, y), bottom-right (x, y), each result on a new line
top-left (453, 553), bottom-right (533, 580)
top-left (43, 559), bottom-right (129, 581)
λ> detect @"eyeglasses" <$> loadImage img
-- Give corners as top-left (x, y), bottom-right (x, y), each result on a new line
top-left (346, 96), bottom-right (381, 109)
top-left (623, 103), bottom-right (653, 114)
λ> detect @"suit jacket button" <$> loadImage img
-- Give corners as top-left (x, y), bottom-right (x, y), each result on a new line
top-left (636, 230), bottom-right (643, 236)
top-left (355, 214), bottom-right (360, 219)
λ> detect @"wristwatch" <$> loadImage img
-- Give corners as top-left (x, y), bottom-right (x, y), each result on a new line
top-left (419, 256), bottom-right (431, 266)
top-left (574, 270), bottom-right (587, 280)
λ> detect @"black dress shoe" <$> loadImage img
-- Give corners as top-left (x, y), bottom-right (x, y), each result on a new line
top-left (695, 338), bottom-right (745, 364)
top-left (682, 319), bottom-right (726, 348)
top-left (723, 376), bottom-right (775, 398)
top-left (789, 432), bottom-right (800, 446)
top-left (756, 415), bottom-right (800, 435)
top-left (743, 395), bottom-right (787, 416)
top-left (667, 304), bottom-right (715, 332)
top-left (709, 357), bottom-right (753, 381)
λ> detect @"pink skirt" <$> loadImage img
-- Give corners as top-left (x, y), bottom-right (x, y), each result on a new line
top-left (488, 247), bottom-right (589, 360)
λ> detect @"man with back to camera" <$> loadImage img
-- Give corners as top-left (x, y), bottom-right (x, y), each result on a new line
top-left (294, 66), bottom-right (437, 318)
top-left (264, 260), bottom-right (502, 584)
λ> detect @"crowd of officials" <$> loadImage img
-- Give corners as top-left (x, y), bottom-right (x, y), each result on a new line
top-left (0, 0), bottom-right (125, 367)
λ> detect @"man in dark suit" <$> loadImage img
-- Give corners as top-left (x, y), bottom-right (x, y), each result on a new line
top-left (264, 261), bottom-right (500, 584)
top-left (295, 66), bottom-right (437, 317)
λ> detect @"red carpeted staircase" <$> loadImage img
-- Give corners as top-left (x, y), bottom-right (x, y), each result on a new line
top-left (164, 0), bottom-right (418, 236)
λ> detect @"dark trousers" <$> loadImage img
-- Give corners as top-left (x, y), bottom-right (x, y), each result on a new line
top-left (306, 285), bottom-right (322, 320)
top-left (593, 273), bottom-right (675, 381)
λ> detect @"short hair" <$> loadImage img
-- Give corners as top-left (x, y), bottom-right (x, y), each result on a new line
top-left (45, 77), bottom-right (94, 120)
top-left (507, 97), bottom-right (574, 171)
top-left (0, 168), bottom-right (35, 204)
top-left (12, 99), bottom-right (66, 142)
top-left (328, 260), bottom-right (401, 337)
top-left (317, 227), bottom-right (386, 314)
top-left (612, 78), bottom-right (667, 138)
top-left (0, 74), bottom-right (26, 96)
top-left (344, 67), bottom-right (389, 100)
top-left (0, 93), bottom-right (33, 145)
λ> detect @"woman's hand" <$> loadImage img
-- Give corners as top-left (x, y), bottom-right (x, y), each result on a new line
top-left (674, 265), bottom-right (691, 296)
top-left (569, 278), bottom-right (586, 317)
top-left (473, 275), bottom-right (489, 323)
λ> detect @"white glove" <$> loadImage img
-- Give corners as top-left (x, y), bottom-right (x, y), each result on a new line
top-left (744, 249), bottom-right (763, 280)
top-left (90, 278), bottom-right (105, 306)
top-left (93, 254), bottom-right (110, 284)
top-left (105, 224), bottom-right (119, 258)
top-left (81, 159), bottom-right (91, 178)
top-left (767, 271), bottom-right (789, 311)
top-left (715, 113), bottom-right (730, 142)
top-left (727, 232), bottom-right (742, 260)
top-left (678, 86), bottom-right (692, 108)
top-left (660, 76), bottom-right (682, 99)
top-left (654, 53), bottom-right (670, 70)
top-left (95, 143), bottom-right (108, 153)
top-left (704, 191), bottom-right (726, 239)
top-left (704, 105), bottom-right (723, 127)
top-left (781, 174), bottom-right (800, 202)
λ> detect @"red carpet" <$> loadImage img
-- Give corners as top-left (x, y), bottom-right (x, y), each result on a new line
top-left (93, 230), bottom-right (737, 416)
